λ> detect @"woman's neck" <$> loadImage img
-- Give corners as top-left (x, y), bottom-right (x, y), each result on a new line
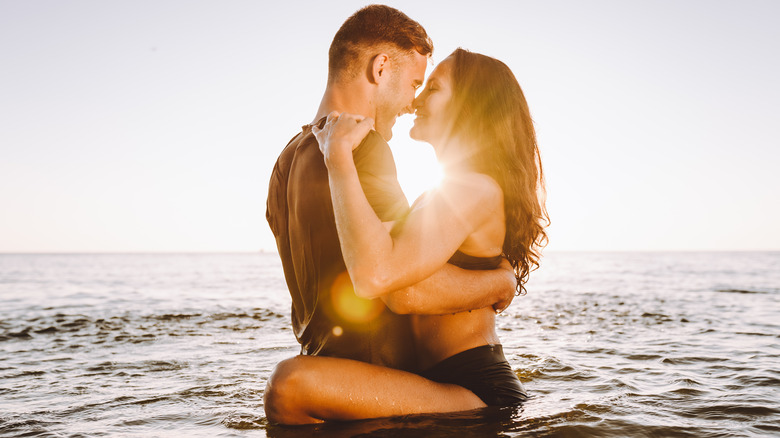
top-left (433, 137), bottom-right (476, 175)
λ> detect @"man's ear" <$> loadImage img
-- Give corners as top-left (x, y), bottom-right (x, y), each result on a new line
top-left (369, 53), bottom-right (391, 85)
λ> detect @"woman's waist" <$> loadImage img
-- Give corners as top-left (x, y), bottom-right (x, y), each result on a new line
top-left (411, 309), bottom-right (498, 369)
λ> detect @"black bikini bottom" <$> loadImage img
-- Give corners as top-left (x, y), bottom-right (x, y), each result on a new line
top-left (420, 344), bottom-right (527, 407)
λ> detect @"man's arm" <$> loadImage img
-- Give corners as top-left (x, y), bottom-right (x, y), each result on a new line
top-left (380, 258), bottom-right (516, 315)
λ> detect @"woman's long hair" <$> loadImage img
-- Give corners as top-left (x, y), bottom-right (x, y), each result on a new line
top-left (449, 48), bottom-right (549, 294)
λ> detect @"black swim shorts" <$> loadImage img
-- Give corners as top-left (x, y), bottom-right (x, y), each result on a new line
top-left (420, 344), bottom-right (527, 407)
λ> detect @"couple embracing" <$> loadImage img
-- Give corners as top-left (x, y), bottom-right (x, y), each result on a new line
top-left (265, 4), bottom-right (547, 424)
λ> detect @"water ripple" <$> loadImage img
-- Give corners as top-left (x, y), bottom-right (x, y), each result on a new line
top-left (1, 252), bottom-right (778, 437)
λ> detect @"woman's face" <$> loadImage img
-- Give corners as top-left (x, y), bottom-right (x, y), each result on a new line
top-left (410, 57), bottom-right (455, 145)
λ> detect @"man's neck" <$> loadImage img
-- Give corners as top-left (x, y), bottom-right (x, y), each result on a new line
top-left (313, 80), bottom-right (376, 124)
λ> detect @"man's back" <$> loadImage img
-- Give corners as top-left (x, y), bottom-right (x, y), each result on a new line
top-left (266, 121), bottom-right (414, 370)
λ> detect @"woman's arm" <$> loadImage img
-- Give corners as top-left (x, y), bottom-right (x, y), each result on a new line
top-left (315, 113), bottom-right (501, 299)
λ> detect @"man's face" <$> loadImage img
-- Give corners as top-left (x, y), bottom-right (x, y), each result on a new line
top-left (374, 51), bottom-right (428, 140)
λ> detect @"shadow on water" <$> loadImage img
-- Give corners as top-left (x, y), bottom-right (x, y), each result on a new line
top-left (263, 407), bottom-right (521, 438)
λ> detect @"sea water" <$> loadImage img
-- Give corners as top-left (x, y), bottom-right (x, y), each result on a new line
top-left (1, 252), bottom-right (778, 437)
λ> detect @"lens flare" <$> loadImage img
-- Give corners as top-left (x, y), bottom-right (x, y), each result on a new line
top-left (329, 271), bottom-right (384, 324)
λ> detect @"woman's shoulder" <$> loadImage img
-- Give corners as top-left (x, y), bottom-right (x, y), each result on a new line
top-left (441, 172), bottom-right (502, 203)
top-left (430, 172), bottom-right (503, 223)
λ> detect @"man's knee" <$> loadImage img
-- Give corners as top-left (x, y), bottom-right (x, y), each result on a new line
top-left (263, 356), bottom-right (318, 424)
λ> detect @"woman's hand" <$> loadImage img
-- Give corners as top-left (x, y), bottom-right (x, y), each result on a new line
top-left (312, 111), bottom-right (374, 167)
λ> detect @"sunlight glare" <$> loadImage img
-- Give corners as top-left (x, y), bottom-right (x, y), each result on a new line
top-left (389, 117), bottom-right (444, 203)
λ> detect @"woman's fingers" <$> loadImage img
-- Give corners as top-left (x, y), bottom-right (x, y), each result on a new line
top-left (346, 116), bottom-right (375, 150)
top-left (314, 112), bottom-right (375, 156)
top-left (337, 113), bottom-right (374, 147)
top-left (313, 111), bottom-right (339, 153)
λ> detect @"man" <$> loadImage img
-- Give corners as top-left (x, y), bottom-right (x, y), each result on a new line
top-left (266, 5), bottom-right (515, 372)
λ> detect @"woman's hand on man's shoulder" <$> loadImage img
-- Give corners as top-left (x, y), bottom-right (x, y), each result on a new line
top-left (313, 111), bottom-right (374, 168)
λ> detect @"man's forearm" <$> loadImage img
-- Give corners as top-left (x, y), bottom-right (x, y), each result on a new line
top-left (380, 261), bottom-right (516, 315)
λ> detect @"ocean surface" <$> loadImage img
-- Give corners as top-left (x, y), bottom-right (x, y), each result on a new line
top-left (1, 252), bottom-right (778, 437)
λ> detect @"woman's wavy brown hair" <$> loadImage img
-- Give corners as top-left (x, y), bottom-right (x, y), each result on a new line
top-left (449, 48), bottom-right (549, 294)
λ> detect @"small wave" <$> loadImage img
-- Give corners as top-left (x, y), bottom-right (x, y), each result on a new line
top-left (624, 354), bottom-right (663, 361)
top-left (151, 313), bottom-right (202, 321)
top-left (662, 356), bottom-right (729, 365)
top-left (735, 375), bottom-right (780, 387)
top-left (715, 288), bottom-right (768, 294)
top-left (131, 395), bottom-right (172, 406)
top-left (60, 317), bottom-right (90, 329)
top-left (4, 370), bottom-right (45, 380)
top-left (82, 360), bottom-right (188, 376)
top-left (142, 360), bottom-right (189, 372)
top-left (0, 416), bottom-right (63, 436)
top-left (4, 329), bottom-right (33, 339)
top-left (735, 331), bottom-right (776, 337)
top-left (674, 377), bottom-right (702, 386)
top-left (668, 387), bottom-right (708, 397)
top-left (685, 402), bottom-right (780, 420)
top-left (178, 385), bottom-right (230, 398)
top-left (222, 414), bottom-right (265, 430)
top-left (755, 423), bottom-right (780, 434)
top-left (33, 326), bottom-right (58, 334)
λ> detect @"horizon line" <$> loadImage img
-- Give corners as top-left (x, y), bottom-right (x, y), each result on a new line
top-left (0, 249), bottom-right (778, 255)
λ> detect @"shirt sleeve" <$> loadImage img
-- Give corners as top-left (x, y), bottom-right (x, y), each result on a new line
top-left (352, 130), bottom-right (410, 222)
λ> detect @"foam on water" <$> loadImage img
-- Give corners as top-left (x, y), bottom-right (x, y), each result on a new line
top-left (1, 252), bottom-right (778, 437)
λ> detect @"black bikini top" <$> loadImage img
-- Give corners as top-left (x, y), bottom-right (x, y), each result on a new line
top-left (447, 250), bottom-right (502, 270)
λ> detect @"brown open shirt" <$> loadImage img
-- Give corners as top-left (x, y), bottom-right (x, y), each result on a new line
top-left (266, 122), bottom-right (414, 370)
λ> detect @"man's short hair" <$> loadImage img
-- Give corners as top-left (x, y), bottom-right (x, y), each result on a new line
top-left (328, 4), bottom-right (433, 81)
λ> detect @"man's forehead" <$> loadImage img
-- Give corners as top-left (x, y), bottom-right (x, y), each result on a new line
top-left (407, 51), bottom-right (429, 81)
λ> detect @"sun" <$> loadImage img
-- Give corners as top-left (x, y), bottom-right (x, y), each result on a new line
top-left (389, 117), bottom-right (444, 202)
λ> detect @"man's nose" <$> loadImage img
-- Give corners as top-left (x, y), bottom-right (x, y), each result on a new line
top-left (411, 94), bottom-right (423, 112)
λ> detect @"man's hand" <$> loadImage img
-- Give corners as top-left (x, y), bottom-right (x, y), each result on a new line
top-left (492, 258), bottom-right (517, 313)
top-left (382, 257), bottom-right (519, 316)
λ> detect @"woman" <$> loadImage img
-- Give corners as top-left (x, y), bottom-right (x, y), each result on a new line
top-left (264, 48), bottom-right (548, 424)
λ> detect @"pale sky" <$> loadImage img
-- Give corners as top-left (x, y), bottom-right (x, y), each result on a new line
top-left (1, 0), bottom-right (778, 252)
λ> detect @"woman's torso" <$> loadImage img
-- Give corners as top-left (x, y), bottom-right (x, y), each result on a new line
top-left (411, 251), bottom-right (503, 370)
top-left (408, 173), bottom-right (507, 370)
